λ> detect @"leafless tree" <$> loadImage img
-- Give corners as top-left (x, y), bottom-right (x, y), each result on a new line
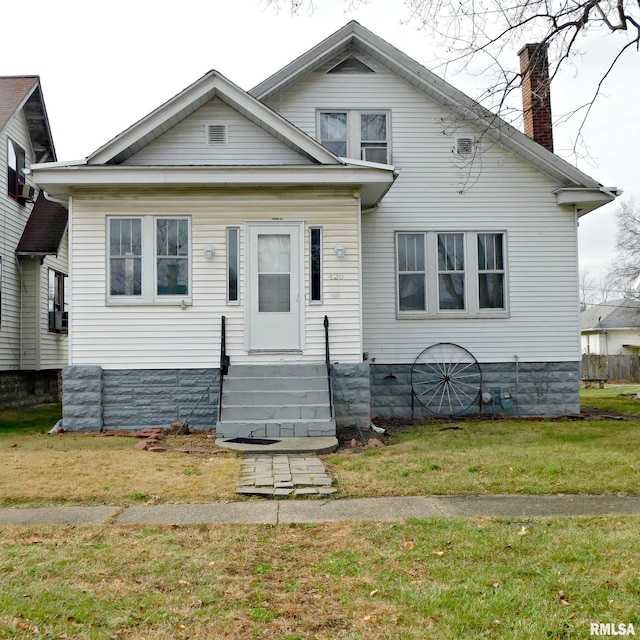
top-left (610, 199), bottom-right (640, 295)
top-left (263, 0), bottom-right (639, 156)
top-left (579, 266), bottom-right (616, 310)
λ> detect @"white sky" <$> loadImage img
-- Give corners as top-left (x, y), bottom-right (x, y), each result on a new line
top-left (3, 0), bottom-right (636, 282)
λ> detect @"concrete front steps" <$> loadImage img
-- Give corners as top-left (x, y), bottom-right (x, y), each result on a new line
top-left (215, 364), bottom-right (336, 442)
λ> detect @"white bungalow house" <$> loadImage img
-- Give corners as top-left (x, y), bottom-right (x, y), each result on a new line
top-left (32, 22), bottom-right (618, 435)
top-left (0, 76), bottom-right (68, 407)
top-left (581, 299), bottom-right (640, 355)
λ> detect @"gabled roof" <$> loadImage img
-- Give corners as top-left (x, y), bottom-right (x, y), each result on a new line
top-left (0, 76), bottom-right (56, 163)
top-left (251, 21), bottom-right (618, 214)
top-left (16, 191), bottom-right (67, 258)
top-left (86, 69), bottom-right (340, 166)
top-left (581, 299), bottom-right (640, 331)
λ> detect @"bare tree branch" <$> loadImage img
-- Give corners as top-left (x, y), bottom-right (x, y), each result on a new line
top-left (263, 0), bottom-right (639, 160)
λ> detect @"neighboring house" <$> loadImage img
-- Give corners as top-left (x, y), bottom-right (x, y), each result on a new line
top-left (0, 76), bottom-right (68, 407)
top-left (32, 22), bottom-right (618, 434)
top-left (581, 299), bottom-right (640, 355)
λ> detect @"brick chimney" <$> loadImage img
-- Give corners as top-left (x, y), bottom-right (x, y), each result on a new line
top-left (518, 43), bottom-right (554, 152)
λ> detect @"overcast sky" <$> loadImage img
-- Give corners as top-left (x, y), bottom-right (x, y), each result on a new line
top-left (3, 0), bottom-right (636, 284)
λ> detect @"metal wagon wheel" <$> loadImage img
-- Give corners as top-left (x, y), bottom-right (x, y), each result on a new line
top-left (411, 343), bottom-right (482, 416)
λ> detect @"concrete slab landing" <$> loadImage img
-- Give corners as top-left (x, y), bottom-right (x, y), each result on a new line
top-left (215, 436), bottom-right (338, 455)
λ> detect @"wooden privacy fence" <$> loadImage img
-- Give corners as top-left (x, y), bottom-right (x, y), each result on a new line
top-left (581, 354), bottom-right (640, 382)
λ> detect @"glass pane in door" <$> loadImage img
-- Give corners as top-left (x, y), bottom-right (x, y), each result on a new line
top-left (258, 234), bottom-right (291, 312)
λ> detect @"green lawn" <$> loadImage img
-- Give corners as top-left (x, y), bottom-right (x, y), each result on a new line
top-left (580, 384), bottom-right (640, 416)
top-left (1, 517), bottom-right (639, 639)
top-left (0, 403), bottom-right (61, 435)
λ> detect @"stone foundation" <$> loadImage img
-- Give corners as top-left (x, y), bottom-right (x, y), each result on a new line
top-left (0, 370), bottom-right (61, 409)
top-left (370, 361), bottom-right (580, 418)
top-left (332, 363), bottom-right (371, 429)
top-left (62, 366), bottom-right (219, 432)
top-left (61, 360), bottom-right (580, 433)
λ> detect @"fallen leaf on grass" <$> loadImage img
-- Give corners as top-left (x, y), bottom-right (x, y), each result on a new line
top-left (431, 550), bottom-right (445, 556)
top-left (404, 541), bottom-right (414, 550)
top-left (558, 590), bottom-right (570, 605)
top-left (370, 589), bottom-right (379, 597)
top-left (518, 526), bottom-right (528, 536)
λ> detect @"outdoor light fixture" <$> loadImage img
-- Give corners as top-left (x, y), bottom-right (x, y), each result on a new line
top-left (203, 245), bottom-right (215, 260)
top-left (334, 244), bottom-right (346, 258)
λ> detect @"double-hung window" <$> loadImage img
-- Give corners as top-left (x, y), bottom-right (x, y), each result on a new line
top-left (477, 233), bottom-right (505, 309)
top-left (396, 231), bottom-right (507, 317)
top-left (48, 270), bottom-right (68, 333)
top-left (397, 233), bottom-right (426, 311)
top-left (318, 110), bottom-right (390, 163)
top-left (7, 139), bottom-right (25, 202)
top-left (108, 216), bottom-right (191, 303)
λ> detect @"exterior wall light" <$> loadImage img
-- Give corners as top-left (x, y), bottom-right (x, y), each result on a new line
top-left (334, 244), bottom-right (346, 258)
top-left (203, 245), bottom-right (215, 260)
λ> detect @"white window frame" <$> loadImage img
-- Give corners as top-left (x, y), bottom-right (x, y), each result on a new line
top-left (395, 231), bottom-right (508, 319)
top-left (317, 110), bottom-right (391, 164)
top-left (226, 226), bottom-right (240, 304)
top-left (106, 215), bottom-right (192, 305)
top-left (309, 226), bottom-right (323, 304)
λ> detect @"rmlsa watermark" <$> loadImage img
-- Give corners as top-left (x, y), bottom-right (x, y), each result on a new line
top-left (590, 623), bottom-right (636, 636)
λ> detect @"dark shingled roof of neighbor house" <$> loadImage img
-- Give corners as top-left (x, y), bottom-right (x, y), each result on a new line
top-left (580, 298), bottom-right (640, 331)
top-left (16, 191), bottom-right (67, 257)
top-left (0, 76), bottom-right (39, 133)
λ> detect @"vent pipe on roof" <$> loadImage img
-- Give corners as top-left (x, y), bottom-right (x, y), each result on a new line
top-left (518, 43), bottom-right (554, 153)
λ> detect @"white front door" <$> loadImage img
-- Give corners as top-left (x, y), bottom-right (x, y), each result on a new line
top-left (246, 222), bottom-right (303, 351)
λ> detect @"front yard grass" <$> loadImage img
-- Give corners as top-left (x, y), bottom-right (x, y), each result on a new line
top-left (1, 397), bottom-right (639, 506)
top-left (1, 517), bottom-right (639, 639)
top-left (326, 417), bottom-right (640, 497)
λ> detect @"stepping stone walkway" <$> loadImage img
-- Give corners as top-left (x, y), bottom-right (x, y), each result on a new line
top-left (237, 454), bottom-right (337, 497)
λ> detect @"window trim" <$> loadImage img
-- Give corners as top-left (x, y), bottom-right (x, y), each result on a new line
top-left (7, 139), bottom-right (26, 204)
top-left (227, 226), bottom-right (240, 304)
top-left (316, 109), bottom-right (391, 164)
top-left (395, 230), bottom-right (509, 319)
top-left (309, 226), bottom-right (323, 304)
top-left (48, 269), bottom-right (68, 333)
top-left (106, 215), bottom-right (192, 306)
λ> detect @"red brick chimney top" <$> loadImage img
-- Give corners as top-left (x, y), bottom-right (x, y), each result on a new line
top-left (518, 43), bottom-right (554, 153)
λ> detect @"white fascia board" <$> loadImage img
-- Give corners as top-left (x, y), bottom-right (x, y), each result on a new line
top-left (218, 89), bottom-right (340, 165)
top-left (554, 186), bottom-right (620, 216)
top-left (30, 165), bottom-right (395, 205)
top-left (88, 69), bottom-right (339, 166)
top-left (252, 21), bottom-right (610, 191)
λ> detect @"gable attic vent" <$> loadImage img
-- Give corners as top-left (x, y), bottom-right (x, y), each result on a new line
top-left (327, 55), bottom-right (375, 74)
top-left (207, 123), bottom-right (228, 146)
top-left (455, 137), bottom-right (475, 156)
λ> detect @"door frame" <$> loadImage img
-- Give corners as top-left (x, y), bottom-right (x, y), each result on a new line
top-left (244, 220), bottom-right (305, 352)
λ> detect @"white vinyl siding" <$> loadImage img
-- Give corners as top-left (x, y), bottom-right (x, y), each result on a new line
top-left (265, 49), bottom-right (581, 364)
top-left (19, 231), bottom-right (69, 371)
top-left (123, 97), bottom-right (313, 166)
top-left (69, 188), bottom-right (361, 367)
top-left (0, 109), bottom-right (38, 370)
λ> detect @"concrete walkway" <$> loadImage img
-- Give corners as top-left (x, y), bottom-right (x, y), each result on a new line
top-left (1, 494), bottom-right (640, 527)
top-left (237, 454), bottom-right (337, 496)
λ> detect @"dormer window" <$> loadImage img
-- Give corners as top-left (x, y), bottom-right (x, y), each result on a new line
top-left (318, 110), bottom-right (390, 164)
top-left (7, 139), bottom-right (25, 203)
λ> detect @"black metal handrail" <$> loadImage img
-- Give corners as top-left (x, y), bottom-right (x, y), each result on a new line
top-left (324, 315), bottom-right (333, 418)
top-left (219, 315), bottom-right (229, 421)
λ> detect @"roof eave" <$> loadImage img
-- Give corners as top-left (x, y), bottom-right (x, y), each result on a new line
top-left (88, 70), bottom-right (340, 167)
top-left (30, 164), bottom-right (396, 208)
top-left (554, 186), bottom-right (621, 216)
